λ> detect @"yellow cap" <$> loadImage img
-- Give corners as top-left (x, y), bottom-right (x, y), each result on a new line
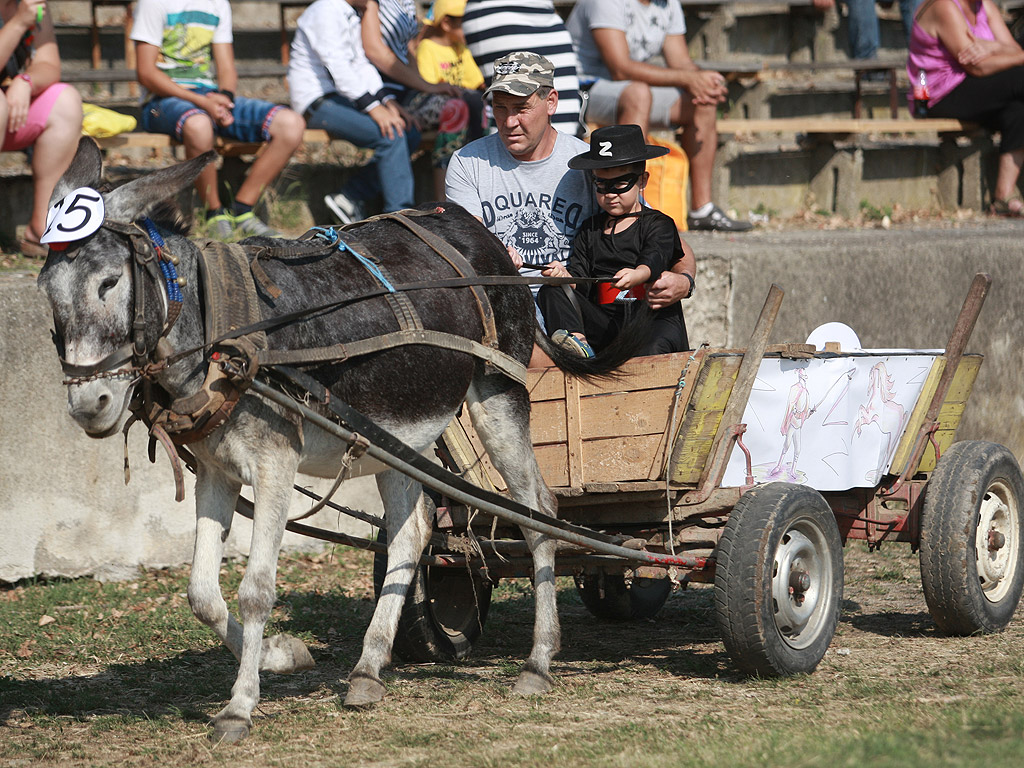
top-left (426, 0), bottom-right (466, 25)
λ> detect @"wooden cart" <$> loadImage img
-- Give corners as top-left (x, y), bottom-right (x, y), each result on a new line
top-left (376, 275), bottom-right (1024, 677)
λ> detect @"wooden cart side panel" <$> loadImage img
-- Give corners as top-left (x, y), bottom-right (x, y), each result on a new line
top-left (668, 355), bottom-right (743, 485)
top-left (888, 354), bottom-right (982, 475)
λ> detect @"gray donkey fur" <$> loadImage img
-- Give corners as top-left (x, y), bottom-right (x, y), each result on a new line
top-left (38, 139), bottom-right (640, 743)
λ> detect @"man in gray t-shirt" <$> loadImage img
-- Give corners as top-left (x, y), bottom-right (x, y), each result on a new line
top-left (566, 0), bottom-right (752, 232)
top-left (446, 53), bottom-right (594, 280)
top-left (446, 51), bottom-right (696, 356)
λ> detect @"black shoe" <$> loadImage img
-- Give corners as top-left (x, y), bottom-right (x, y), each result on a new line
top-left (687, 204), bottom-right (753, 232)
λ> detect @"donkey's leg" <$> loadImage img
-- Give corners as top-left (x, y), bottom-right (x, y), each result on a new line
top-left (189, 463), bottom-right (245, 657)
top-left (189, 463), bottom-right (314, 676)
top-left (210, 464), bottom-right (298, 743)
top-left (466, 382), bottom-right (560, 695)
top-left (345, 469), bottom-right (433, 708)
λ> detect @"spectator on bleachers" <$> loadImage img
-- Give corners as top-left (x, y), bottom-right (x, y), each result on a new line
top-left (132, 0), bottom-right (305, 240)
top-left (814, 0), bottom-right (922, 74)
top-left (290, 0), bottom-right (420, 223)
top-left (417, 0), bottom-right (487, 199)
top-left (462, 0), bottom-right (584, 135)
top-left (566, 0), bottom-right (752, 232)
top-left (361, 0), bottom-right (479, 199)
top-left (2, 0), bottom-right (83, 257)
top-left (909, 0), bottom-right (1024, 215)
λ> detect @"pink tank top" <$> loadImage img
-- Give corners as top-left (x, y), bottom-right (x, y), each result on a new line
top-left (907, 0), bottom-right (996, 107)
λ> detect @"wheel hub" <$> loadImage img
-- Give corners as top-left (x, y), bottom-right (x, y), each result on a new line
top-left (975, 483), bottom-right (1020, 603)
top-left (772, 525), bottom-right (829, 647)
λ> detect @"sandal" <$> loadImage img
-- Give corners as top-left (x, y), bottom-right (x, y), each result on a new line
top-left (18, 227), bottom-right (48, 258)
top-left (990, 196), bottom-right (1024, 217)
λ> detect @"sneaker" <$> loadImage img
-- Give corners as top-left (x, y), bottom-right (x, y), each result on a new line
top-left (687, 204), bottom-right (753, 232)
top-left (324, 191), bottom-right (366, 225)
top-left (206, 212), bottom-right (235, 241)
top-left (551, 329), bottom-right (595, 358)
top-left (232, 211), bottom-right (282, 238)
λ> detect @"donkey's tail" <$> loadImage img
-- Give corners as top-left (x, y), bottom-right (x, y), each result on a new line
top-left (534, 305), bottom-right (653, 380)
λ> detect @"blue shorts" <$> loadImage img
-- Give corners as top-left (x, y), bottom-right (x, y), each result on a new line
top-left (141, 85), bottom-right (283, 143)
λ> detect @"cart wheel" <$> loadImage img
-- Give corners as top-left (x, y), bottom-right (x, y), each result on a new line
top-left (373, 529), bottom-right (492, 663)
top-left (574, 570), bottom-right (672, 621)
top-left (920, 441), bottom-right (1024, 635)
top-left (714, 482), bottom-right (844, 676)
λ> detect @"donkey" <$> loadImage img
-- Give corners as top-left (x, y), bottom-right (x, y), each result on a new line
top-left (37, 139), bottom-right (641, 743)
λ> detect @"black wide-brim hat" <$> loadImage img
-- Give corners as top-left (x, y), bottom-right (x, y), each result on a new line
top-left (568, 124), bottom-right (669, 170)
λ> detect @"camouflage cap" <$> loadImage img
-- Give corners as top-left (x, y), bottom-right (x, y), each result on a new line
top-left (483, 52), bottom-right (555, 99)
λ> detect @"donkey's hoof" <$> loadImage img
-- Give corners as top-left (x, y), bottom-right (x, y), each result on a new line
top-left (210, 717), bottom-right (250, 745)
top-left (512, 667), bottom-right (553, 697)
top-left (344, 672), bottom-right (386, 709)
top-left (261, 633), bottom-right (315, 674)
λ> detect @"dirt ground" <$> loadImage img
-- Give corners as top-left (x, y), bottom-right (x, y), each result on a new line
top-left (3, 539), bottom-right (1022, 767)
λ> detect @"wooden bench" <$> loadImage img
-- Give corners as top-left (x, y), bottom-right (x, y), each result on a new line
top-left (716, 117), bottom-right (975, 136)
top-left (90, 127), bottom-right (332, 158)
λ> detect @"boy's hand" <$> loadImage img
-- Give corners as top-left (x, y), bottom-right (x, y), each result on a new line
top-left (542, 261), bottom-right (570, 278)
top-left (203, 92), bottom-right (235, 126)
top-left (613, 265), bottom-right (650, 289)
top-left (369, 102), bottom-right (405, 139)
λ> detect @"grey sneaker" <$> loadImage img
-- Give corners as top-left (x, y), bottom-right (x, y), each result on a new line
top-left (232, 211), bottom-right (282, 238)
top-left (206, 213), bottom-right (235, 241)
top-left (324, 191), bottom-right (366, 225)
top-left (687, 204), bottom-right (753, 232)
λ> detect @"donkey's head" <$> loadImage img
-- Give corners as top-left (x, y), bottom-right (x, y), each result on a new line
top-left (37, 138), bottom-right (215, 438)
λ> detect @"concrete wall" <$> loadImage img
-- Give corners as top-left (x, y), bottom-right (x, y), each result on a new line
top-left (3, 223), bottom-right (1023, 582)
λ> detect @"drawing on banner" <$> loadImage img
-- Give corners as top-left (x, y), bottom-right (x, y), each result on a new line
top-left (852, 362), bottom-right (909, 484)
top-left (723, 354), bottom-right (934, 491)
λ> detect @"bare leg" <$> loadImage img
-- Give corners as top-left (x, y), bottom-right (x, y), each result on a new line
top-left (346, 470), bottom-right (433, 707)
top-left (615, 81), bottom-right (653, 136)
top-left (671, 98), bottom-right (717, 211)
top-left (234, 108), bottom-right (305, 207)
top-left (28, 87), bottom-right (83, 237)
top-left (180, 112), bottom-right (221, 211)
top-left (994, 148), bottom-right (1024, 207)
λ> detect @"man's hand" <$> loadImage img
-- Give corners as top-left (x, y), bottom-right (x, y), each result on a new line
top-left (685, 70), bottom-right (728, 106)
top-left (646, 270), bottom-right (692, 310)
top-left (202, 92), bottom-right (235, 127)
top-left (4, 75), bottom-right (32, 133)
top-left (507, 245), bottom-right (524, 270)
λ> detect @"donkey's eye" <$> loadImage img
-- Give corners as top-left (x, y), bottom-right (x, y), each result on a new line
top-left (99, 276), bottom-right (120, 300)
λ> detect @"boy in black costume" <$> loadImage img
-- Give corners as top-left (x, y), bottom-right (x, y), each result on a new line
top-left (537, 124), bottom-right (692, 357)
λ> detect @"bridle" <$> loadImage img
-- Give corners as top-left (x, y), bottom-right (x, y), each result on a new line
top-left (56, 217), bottom-right (185, 386)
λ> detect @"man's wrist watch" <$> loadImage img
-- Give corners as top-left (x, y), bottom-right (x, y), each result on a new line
top-left (681, 272), bottom-right (695, 298)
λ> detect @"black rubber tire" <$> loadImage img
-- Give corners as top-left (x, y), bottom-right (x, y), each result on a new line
top-left (574, 571), bottom-right (672, 621)
top-left (373, 529), bottom-right (492, 663)
top-left (920, 440), bottom-right (1024, 635)
top-left (714, 482), bottom-right (844, 677)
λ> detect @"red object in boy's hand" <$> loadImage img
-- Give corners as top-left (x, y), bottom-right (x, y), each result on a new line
top-left (596, 282), bottom-right (646, 304)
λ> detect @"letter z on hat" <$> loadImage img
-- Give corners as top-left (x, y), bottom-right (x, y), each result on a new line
top-left (483, 52), bottom-right (555, 98)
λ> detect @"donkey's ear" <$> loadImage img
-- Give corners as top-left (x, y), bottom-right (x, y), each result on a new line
top-left (51, 137), bottom-right (104, 205)
top-left (104, 151), bottom-right (218, 222)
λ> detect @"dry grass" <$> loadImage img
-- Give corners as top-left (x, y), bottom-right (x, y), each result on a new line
top-left (2, 542), bottom-right (1023, 767)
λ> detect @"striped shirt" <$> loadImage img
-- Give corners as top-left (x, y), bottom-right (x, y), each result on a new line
top-left (463, 0), bottom-right (583, 135)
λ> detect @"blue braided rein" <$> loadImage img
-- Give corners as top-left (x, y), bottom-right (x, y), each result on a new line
top-left (142, 217), bottom-right (183, 304)
top-left (312, 225), bottom-right (396, 293)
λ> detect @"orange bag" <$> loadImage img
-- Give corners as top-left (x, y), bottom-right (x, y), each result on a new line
top-left (643, 136), bottom-right (689, 231)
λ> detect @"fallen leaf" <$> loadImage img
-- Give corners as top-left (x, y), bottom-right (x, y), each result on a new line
top-left (16, 639), bottom-right (33, 658)
top-left (38, 614), bottom-right (56, 627)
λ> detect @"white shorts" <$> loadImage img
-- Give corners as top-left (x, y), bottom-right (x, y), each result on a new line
top-left (583, 80), bottom-right (685, 129)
